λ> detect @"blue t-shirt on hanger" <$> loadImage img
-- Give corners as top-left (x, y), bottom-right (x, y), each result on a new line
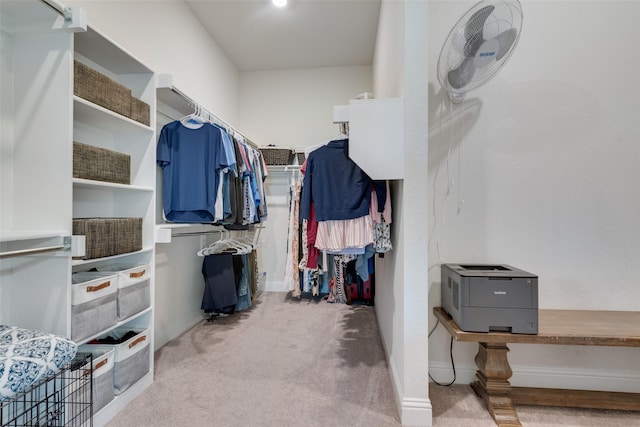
top-left (157, 120), bottom-right (230, 223)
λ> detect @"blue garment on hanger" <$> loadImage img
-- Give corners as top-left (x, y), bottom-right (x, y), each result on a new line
top-left (201, 253), bottom-right (238, 313)
top-left (157, 121), bottom-right (230, 223)
top-left (300, 139), bottom-right (372, 221)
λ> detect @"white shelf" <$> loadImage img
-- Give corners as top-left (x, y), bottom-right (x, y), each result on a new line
top-left (156, 85), bottom-right (193, 117)
top-left (155, 223), bottom-right (224, 230)
top-left (72, 246), bottom-right (154, 267)
top-left (74, 26), bottom-right (152, 75)
top-left (74, 97), bottom-right (153, 135)
top-left (155, 223), bottom-right (224, 243)
top-left (156, 223), bottom-right (192, 229)
top-left (266, 165), bottom-right (301, 173)
top-left (73, 178), bottom-right (154, 193)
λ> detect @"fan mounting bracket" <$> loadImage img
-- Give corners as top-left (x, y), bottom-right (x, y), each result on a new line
top-left (448, 90), bottom-right (466, 104)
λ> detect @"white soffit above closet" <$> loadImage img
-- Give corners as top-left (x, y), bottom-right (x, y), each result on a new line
top-left (184, 0), bottom-right (381, 71)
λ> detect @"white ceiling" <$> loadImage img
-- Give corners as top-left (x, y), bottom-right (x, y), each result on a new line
top-left (185, 0), bottom-right (381, 72)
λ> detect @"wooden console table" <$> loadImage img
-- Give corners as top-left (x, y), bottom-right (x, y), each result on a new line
top-left (433, 307), bottom-right (640, 427)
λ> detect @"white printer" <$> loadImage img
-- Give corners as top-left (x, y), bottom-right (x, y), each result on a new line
top-left (441, 263), bottom-right (538, 334)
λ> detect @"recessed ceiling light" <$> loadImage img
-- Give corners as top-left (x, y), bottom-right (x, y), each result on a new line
top-left (272, 0), bottom-right (287, 7)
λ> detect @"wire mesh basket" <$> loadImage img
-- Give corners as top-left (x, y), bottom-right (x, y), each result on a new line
top-left (260, 146), bottom-right (294, 165)
top-left (0, 353), bottom-right (93, 427)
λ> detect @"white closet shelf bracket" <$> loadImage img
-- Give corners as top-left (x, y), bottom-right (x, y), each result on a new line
top-left (38, 0), bottom-right (87, 31)
top-left (41, 0), bottom-right (72, 20)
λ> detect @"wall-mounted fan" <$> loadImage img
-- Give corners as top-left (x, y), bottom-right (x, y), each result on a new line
top-left (437, 0), bottom-right (523, 103)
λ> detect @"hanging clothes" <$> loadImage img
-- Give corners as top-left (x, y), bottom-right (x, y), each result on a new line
top-left (235, 254), bottom-right (252, 311)
top-left (158, 120), bottom-right (267, 226)
top-left (201, 249), bottom-right (258, 316)
top-left (201, 253), bottom-right (238, 314)
top-left (157, 121), bottom-right (230, 223)
top-left (286, 136), bottom-right (393, 304)
top-left (300, 138), bottom-right (371, 222)
top-left (284, 177), bottom-right (302, 297)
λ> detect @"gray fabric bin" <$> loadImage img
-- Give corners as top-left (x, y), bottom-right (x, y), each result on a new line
top-left (113, 344), bottom-right (149, 395)
top-left (71, 272), bottom-right (118, 342)
top-left (94, 264), bottom-right (151, 321)
top-left (86, 328), bottom-right (150, 396)
top-left (117, 280), bottom-right (150, 320)
top-left (77, 347), bottom-right (115, 414)
top-left (75, 347), bottom-right (115, 415)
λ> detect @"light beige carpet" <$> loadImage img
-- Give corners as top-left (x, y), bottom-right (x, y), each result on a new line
top-left (107, 292), bottom-right (399, 427)
top-left (107, 291), bottom-right (640, 427)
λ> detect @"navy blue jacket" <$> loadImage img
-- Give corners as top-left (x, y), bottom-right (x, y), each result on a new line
top-left (300, 139), bottom-right (373, 221)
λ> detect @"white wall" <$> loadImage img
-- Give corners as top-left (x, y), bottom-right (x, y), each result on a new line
top-left (66, 0), bottom-right (242, 349)
top-left (240, 66), bottom-right (373, 291)
top-left (373, 1), bottom-right (430, 426)
top-left (240, 66), bottom-right (373, 148)
top-left (428, 0), bottom-right (640, 393)
top-left (1, 30), bottom-right (14, 232)
top-left (65, 0), bottom-right (240, 126)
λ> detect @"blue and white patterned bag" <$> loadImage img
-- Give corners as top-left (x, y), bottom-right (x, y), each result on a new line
top-left (0, 325), bottom-right (77, 402)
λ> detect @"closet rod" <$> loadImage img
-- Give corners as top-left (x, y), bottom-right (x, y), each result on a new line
top-left (172, 230), bottom-right (223, 238)
top-left (171, 225), bottom-right (265, 238)
top-left (40, 0), bottom-right (73, 20)
top-left (168, 87), bottom-right (259, 150)
top-left (0, 245), bottom-right (66, 259)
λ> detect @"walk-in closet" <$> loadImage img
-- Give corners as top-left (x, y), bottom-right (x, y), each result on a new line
top-left (2, 1), bottom-right (639, 426)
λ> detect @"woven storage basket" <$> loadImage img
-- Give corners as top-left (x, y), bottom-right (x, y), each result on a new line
top-left (260, 147), bottom-right (294, 165)
top-left (130, 97), bottom-right (150, 126)
top-left (73, 218), bottom-right (142, 260)
top-left (295, 151), bottom-right (306, 165)
top-left (73, 142), bottom-right (130, 185)
top-left (74, 61), bottom-right (132, 118)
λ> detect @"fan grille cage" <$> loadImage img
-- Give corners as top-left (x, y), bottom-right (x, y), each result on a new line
top-left (437, 0), bottom-right (523, 95)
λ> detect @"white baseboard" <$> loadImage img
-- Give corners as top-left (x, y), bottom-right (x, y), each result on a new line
top-left (428, 361), bottom-right (476, 385)
top-left (429, 361), bottom-right (640, 393)
top-left (377, 310), bottom-right (433, 426)
top-left (154, 310), bottom-right (204, 351)
top-left (399, 397), bottom-right (433, 427)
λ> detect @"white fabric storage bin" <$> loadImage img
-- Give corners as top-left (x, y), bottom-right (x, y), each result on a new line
top-left (77, 347), bottom-right (115, 414)
top-left (95, 264), bottom-right (151, 320)
top-left (71, 272), bottom-right (118, 342)
top-left (86, 328), bottom-right (150, 395)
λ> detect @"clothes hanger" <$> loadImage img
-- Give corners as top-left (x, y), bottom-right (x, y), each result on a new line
top-left (337, 122), bottom-right (349, 139)
top-left (197, 231), bottom-right (228, 256)
top-left (180, 104), bottom-right (206, 129)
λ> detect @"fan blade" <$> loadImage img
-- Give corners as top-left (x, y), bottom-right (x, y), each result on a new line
top-left (448, 56), bottom-right (476, 90)
top-left (464, 5), bottom-right (495, 56)
top-left (493, 28), bottom-right (518, 61)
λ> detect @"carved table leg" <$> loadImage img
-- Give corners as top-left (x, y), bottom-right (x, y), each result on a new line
top-left (470, 342), bottom-right (521, 427)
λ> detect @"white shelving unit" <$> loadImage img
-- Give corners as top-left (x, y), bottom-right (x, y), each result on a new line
top-left (1, 2), bottom-right (157, 425)
top-left (73, 25), bottom-right (156, 427)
